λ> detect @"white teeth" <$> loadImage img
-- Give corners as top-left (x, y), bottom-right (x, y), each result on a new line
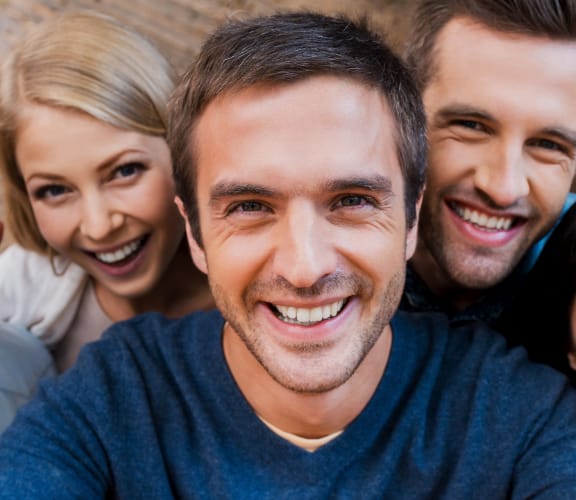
top-left (296, 308), bottom-right (310, 323)
top-left (454, 205), bottom-right (513, 231)
top-left (275, 300), bottom-right (345, 325)
top-left (96, 239), bottom-right (143, 264)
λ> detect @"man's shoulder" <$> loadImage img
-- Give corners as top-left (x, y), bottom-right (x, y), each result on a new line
top-left (393, 309), bottom-right (505, 351)
top-left (26, 309), bottom-right (226, 423)
top-left (393, 310), bottom-right (570, 395)
top-left (393, 309), bottom-right (576, 401)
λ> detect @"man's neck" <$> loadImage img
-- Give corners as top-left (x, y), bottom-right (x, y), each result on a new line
top-left (222, 324), bottom-right (391, 439)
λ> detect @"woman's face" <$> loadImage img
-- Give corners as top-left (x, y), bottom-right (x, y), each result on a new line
top-left (16, 103), bottom-right (185, 299)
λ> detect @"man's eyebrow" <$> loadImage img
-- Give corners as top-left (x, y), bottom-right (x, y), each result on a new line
top-left (433, 104), bottom-right (494, 124)
top-left (539, 126), bottom-right (576, 150)
top-left (209, 175), bottom-right (394, 204)
top-left (209, 182), bottom-right (279, 203)
top-left (434, 105), bottom-right (576, 149)
top-left (322, 175), bottom-right (393, 194)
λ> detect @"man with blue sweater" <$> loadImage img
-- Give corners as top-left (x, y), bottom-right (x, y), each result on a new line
top-left (1, 11), bottom-right (576, 498)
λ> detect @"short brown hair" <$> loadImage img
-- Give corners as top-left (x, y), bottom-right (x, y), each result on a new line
top-left (168, 11), bottom-right (427, 246)
top-left (405, 0), bottom-right (576, 90)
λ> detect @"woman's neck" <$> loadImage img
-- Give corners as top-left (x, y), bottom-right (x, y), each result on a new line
top-left (95, 240), bottom-right (214, 321)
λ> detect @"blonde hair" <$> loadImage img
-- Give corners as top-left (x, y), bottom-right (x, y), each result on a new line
top-left (0, 11), bottom-right (176, 254)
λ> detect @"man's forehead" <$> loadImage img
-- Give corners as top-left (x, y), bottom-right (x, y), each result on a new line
top-left (194, 77), bottom-right (399, 164)
top-left (425, 16), bottom-right (576, 107)
top-left (432, 15), bottom-right (576, 66)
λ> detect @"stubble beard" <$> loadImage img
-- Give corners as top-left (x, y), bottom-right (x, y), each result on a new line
top-left (418, 202), bottom-right (526, 291)
top-left (212, 269), bottom-right (405, 395)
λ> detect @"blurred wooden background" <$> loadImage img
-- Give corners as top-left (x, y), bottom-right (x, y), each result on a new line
top-left (0, 1), bottom-right (413, 70)
top-left (0, 0), bottom-right (412, 248)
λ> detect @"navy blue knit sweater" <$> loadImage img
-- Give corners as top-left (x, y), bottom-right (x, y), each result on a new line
top-left (1, 310), bottom-right (575, 498)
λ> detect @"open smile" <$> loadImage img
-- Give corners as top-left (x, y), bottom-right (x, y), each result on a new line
top-left (89, 236), bottom-right (148, 266)
top-left (448, 201), bottom-right (524, 232)
top-left (270, 298), bottom-right (348, 326)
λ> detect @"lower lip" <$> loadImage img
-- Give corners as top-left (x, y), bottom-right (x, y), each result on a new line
top-left (91, 240), bottom-right (149, 278)
top-left (259, 299), bottom-right (354, 344)
top-left (446, 203), bottom-right (522, 248)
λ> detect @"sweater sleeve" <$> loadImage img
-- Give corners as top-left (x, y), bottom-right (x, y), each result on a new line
top-left (511, 378), bottom-right (576, 499)
top-left (0, 338), bottom-right (115, 498)
top-left (472, 323), bottom-right (576, 498)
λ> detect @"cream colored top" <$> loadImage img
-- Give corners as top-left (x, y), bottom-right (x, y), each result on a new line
top-left (0, 244), bottom-right (87, 345)
top-left (259, 416), bottom-right (343, 453)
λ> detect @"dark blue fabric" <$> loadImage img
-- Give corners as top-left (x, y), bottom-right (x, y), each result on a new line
top-left (401, 193), bottom-right (576, 327)
top-left (1, 309), bottom-right (575, 499)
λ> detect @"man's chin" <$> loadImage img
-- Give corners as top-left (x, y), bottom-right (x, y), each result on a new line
top-left (448, 262), bottom-right (515, 291)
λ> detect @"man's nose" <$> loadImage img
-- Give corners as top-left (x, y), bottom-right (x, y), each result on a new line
top-left (272, 202), bottom-right (338, 289)
top-left (474, 143), bottom-right (529, 208)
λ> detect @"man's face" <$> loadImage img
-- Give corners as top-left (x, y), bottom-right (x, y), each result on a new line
top-left (415, 17), bottom-right (576, 297)
top-left (182, 76), bottom-right (417, 394)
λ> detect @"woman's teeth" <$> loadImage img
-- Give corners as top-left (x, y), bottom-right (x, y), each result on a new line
top-left (95, 239), bottom-right (144, 264)
top-left (275, 299), bottom-right (345, 325)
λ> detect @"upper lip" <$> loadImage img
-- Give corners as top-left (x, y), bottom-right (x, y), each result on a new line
top-left (272, 298), bottom-right (348, 323)
top-left (268, 297), bottom-right (349, 308)
top-left (446, 198), bottom-right (529, 220)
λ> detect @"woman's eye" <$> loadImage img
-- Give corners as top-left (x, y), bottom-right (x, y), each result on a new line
top-left (113, 162), bottom-right (144, 179)
top-left (33, 185), bottom-right (69, 199)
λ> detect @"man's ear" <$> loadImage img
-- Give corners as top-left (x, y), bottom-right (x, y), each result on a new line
top-left (405, 192), bottom-right (423, 261)
top-left (175, 196), bottom-right (208, 275)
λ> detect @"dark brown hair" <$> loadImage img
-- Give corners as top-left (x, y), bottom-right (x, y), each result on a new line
top-left (405, 0), bottom-right (576, 90)
top-left (168, 11), bottom-right (426, 245)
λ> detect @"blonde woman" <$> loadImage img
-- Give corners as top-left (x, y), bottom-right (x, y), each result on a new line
top-left (0, 11), bottom-right (213, 383)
